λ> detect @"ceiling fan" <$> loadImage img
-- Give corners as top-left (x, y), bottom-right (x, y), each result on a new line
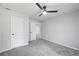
top-left (36, 3), bottom-right (58, 16)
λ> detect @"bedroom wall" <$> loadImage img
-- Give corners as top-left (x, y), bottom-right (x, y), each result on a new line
top-left (0, 21), bottom-right (1, 51)
top-left (41, 10), bottom-right (79, 50)
top-left (0, 8), bottom-right (29, 52)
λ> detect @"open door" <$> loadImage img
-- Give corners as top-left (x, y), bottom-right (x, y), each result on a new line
top-left (29, 20), bottom-right (41, 41)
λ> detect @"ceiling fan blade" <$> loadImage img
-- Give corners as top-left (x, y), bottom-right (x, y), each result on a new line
top-left (39, 13), bottom-right (43, 16)
top-left (36, 3), bottom-right (43, 10)
top-left (47, 10), bottom-right (58, 13)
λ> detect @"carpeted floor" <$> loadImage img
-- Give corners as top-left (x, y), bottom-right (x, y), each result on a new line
top-left (0, 39), bottom-right (79, 56)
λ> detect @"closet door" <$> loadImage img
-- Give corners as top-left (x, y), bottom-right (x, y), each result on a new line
top-left (11, 16), bottom-right (25, 48)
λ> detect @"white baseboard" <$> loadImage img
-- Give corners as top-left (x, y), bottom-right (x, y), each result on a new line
top-left (0, 43), bottom-right (29, 53)
top-left (43, 38), bottom-right (79, 51)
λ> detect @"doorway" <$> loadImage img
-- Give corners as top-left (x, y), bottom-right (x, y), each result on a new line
top-left (29, 20), bottom-right (41, 42)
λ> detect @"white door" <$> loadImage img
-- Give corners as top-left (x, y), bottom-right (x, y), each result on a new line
top-left (11, 16), bottom-right (25, 48)
top-left (30, 21), bottom-right (40, 41)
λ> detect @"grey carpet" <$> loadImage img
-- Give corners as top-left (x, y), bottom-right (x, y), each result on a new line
top-left (0, 39), bottom-right (79, 56)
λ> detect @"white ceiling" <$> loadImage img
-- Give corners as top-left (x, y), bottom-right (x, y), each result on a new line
top-left (31, 3), bottom-right (79, 21)
top-left (0, 3), bottom-right (79, 21)
top-left (0, 3), bottom-right (40, 16)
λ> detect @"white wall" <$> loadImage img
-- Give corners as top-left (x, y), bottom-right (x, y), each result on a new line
top-left (1, 9), bottom-right (11, 51)
top-left (0, 13), bottom-right (1, 51)
top-left (0, 8), bottom-right (29, 52)
top-left (41, 10), bottom-right (79, 50)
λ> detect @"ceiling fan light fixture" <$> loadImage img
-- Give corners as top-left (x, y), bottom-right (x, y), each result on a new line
top-left (36, 3), bottom-right (58, 16)
top-left (42, 11), bottom-right (47, 15)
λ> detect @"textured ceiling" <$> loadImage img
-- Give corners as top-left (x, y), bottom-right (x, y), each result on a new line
top-left (30, 3), bottom-right (79, 21)
top-left (0, 3), bottom-right (79, 21)
top-left (0, 3), bottom-right (39, 16)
